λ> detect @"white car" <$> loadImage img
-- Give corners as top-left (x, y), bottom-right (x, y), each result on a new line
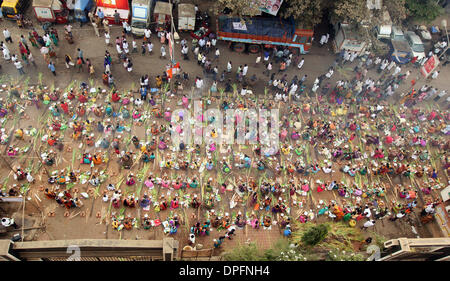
top-left (405, 31), bottom-right (426, 60)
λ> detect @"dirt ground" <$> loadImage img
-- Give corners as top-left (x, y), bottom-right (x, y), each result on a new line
top-left (0, 0), bottom-right (449, 257)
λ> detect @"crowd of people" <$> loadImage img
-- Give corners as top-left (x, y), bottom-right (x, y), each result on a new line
top-left (0, 6), bottom-right (448, 251)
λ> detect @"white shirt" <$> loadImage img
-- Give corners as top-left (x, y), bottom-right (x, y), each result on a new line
top-left (363, 220), bottom-right (374, 228)
top-left (14, 61), bottom-right (23, 69)
top-left (297, 59), bottom-right (304, 69)
top-left (215, 49), bottom-right (220, 56)
top-left (267, 63), bottom-right (272, 70)
top-left (144, 29), bottom-right (151, 38)
top-left (242, 66), bottom-right (248, 76)
top-left (27, 174), bottom-right (34, 182)
top-left (196, 79), bottom-right (203, 89)
top-left (312, 84), bottom-right (319, 92)
top-left (3, 29), bottom-right (11, 38)
top-left (431, 71), bottom-right (439, 79)
top-left (147, 42), bottom-right (153, 52)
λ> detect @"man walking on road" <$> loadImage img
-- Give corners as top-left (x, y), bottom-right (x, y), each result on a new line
top-left (48, 61), bottom-right (56, 76)
top-left (14, 59), bottom-right (25, 75)
top-left (3, 29), bottom-right (12, 43)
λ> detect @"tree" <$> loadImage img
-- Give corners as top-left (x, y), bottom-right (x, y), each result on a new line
top-left (332, 0), bottom-right (368, 25)
top-left (405, 0), bottom-right (443, 23)
top-left (216, 0), bottom-right (263, 17)
top-left (279, 0), bottom-right (324, 27)
top-left (384, 0), bottom-right (407, 25)
top-left (301, 224), bottom-right (329, 246)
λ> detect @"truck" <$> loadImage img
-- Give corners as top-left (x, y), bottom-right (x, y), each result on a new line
top-left (375, 10), bottom-right (392, 40)
top-left (216, 15), bottom-right (313, 54)
top-left (333, 23), bottom-right (369, 54)
top-left (153, 0), bottom-right (171, 32)
top-left (96, 0), bottom-right (130, 24)
top-left (74, 0), bottom-right (93, 23)
top-left (131, 0), bottom-right (153, 36)
top-left (389, 26), bottom-right (412, 64)
top-left (32, 0), bottom-right (68, 23)
top-left (1, 0), bottom-right (31, 19)
top-left (177, 3), bottom-right (195, 31)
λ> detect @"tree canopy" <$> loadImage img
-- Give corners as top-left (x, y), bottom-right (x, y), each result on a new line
top-left (405, 0), bottom-right (444, 23)
top-left (279, 0), bottom-right (323, 27)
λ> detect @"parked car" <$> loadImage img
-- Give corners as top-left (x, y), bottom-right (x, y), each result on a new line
top-left (405, 31), bottom-right (426, 60)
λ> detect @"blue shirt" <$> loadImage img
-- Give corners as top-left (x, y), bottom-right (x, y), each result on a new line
top-left (48, 63), bottom-right (55, 72)
top-left (140, 87), bottom-right (147, 96)
top-left (97, 10), bottom-right (104, 19)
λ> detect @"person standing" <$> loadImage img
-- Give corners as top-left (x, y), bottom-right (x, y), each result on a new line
top-left (76, 56), bottom-right (83, 72)
top-left (14, 59), bottom-right (25, 75)
top-left (434, 89), bottom-right (447, 102)
top-left (297, 57), bottom-right (304, 69)
top-left (103, 18), bottom-right (110, 34)
top-left (140, 85), bottom-right (147, 101)
top-left (48, 61), bottom-right (56, 76)
top-left (20, 35), bottom-right (29, 51)
top-left (227, 61), bottom-right (232, 73)
top-left (77, 48), bottom-right (85, 64)
top-left (214, 48), bottom-right (220, 61)
top-left (160, 45), bottom-right (166, 59)
top-left (141, 42), bottom-right (146, 55)
top-left (255, 55), bottom-right (261, 67)
top-left (264, 62), bottom-right (272, 76)
top-left (3, 28), bottom-right (12, 43)
top-left (242, 64), bottom-right (248, 77)
top-left (92, 21), bottom-right (100, 37)
top-left (104, 31), bottom-right (110, 46)
top-left (65, 54), bottom-right (73, 68)
top-left (431, 71), bottom-right (440, 79)
top-left (144, 28), bottom-right (152, 42)
top-left (132, 39), bottom-right (137, 53)
top-left (97, 9), bottom-right (104, 20)
top-left (126, 58), bottom-right (133, 72)
top-left (113, 10), bottom-right (120, 25)
top-left (147, 41), bottom-right (153, 54)
top-left (28, 52), bottom-right (36, 67)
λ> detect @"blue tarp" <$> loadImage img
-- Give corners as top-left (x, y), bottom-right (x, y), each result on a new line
top-left (218, 15), bottom-right (295, 39)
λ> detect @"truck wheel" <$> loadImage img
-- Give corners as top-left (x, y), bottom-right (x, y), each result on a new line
top-left (249, 44), bottom-right (260, 53)
top-left (233, 43), bottom-right (245, 53)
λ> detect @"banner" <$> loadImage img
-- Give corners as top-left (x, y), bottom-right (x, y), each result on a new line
top-left (420, 55), bottom-right (439, 78)
top-left (259, 0), bottom-right (283, 16)
top-left (232, 22), bottom-right (247, 31)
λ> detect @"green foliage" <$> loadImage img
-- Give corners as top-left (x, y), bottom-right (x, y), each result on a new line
top-left (332, 0), bottom-right (368, 25)
top-left (223, 240), bottom-right (311, 261)
top-left (262, 239), bottom-right (309, 261)
top-left (216, 0), bottom-right (262, 17)
top-left (326, 249), bottom-right (366, 261)
top-left (301, 224), bottom-right (329, 246)
top-left (279, 0), bottom-right (323, 27)
top-left (405, 0), bottom-right (443, 23)
top-left (223, 242), bottom-right (265, 261)
top-left (384, 0), bottom-right (407, 25)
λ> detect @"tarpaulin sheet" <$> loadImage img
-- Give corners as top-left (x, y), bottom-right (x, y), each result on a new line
top-left (218, 15), bottom-right (294, 39)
